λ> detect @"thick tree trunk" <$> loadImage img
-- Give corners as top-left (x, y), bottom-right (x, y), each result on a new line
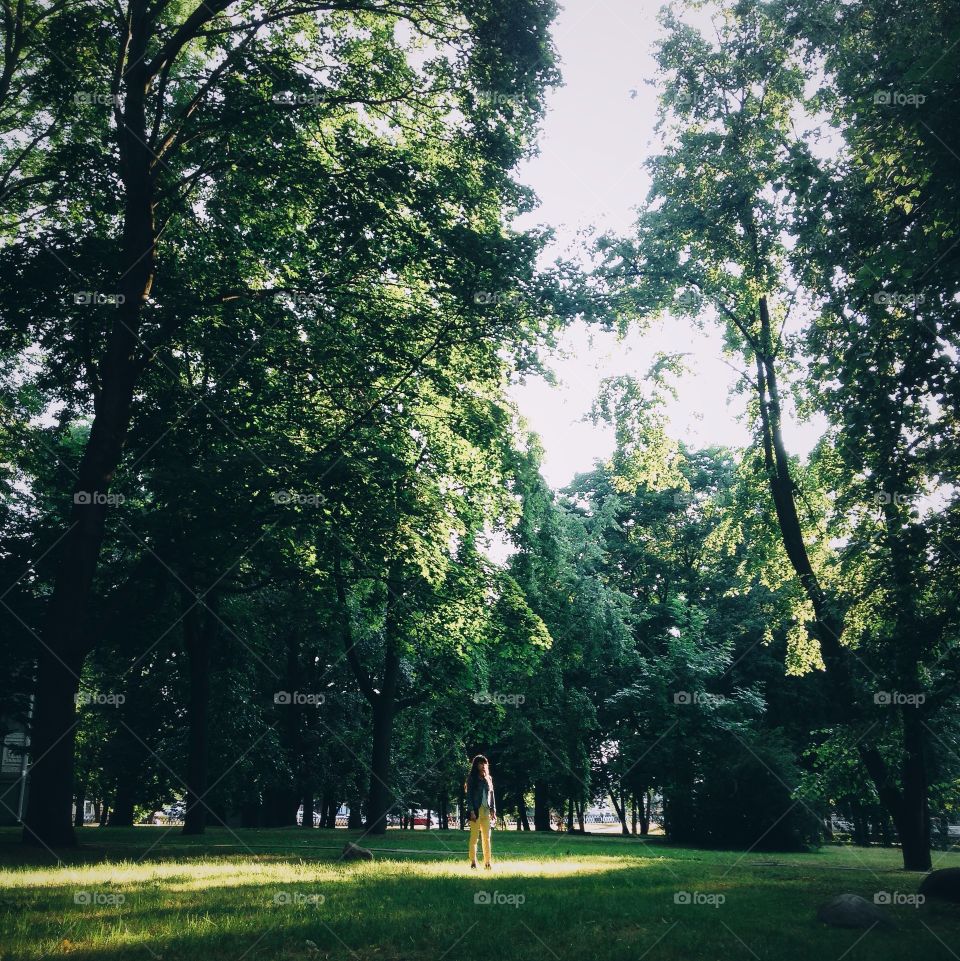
top-left (182, 591), bottom-right (218, 835)
top-left (336, 554), bottom-right (402, 836)
top-left (260, 787), bottom-right (298, 827)
top-left (21, 649), bottom-right (86, 846)
top-left (240, 799), bottom-right (261, 828)
top-left (110, 784), bottom-right (136, 827)
top-left (533, 780), bottom-right (552, 831)
top-left (73, 790), bottom-right (85, 828)
top-left (21, 0), bottom-right (158, 850)
top-left (108, 679), bottom-right (145, 828)
top-left (896, 710), bottom-right (931, 869)
top-left (365, 698), bottom-right (395, 834)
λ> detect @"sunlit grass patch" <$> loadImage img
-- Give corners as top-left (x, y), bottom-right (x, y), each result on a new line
top-left (1, 828), bottom-right (958, 961)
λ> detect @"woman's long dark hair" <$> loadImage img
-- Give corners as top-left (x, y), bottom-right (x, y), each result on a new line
top-left (464, 754), bottom-right (492, 793)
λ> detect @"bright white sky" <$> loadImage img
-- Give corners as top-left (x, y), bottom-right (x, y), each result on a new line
top-left (510, 0), bottom-right (825, 490)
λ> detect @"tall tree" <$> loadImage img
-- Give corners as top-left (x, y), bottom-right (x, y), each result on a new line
top-left (599, 0), bottom-right (958, 867)
top-left (3, 0), bottom-right (559, 847)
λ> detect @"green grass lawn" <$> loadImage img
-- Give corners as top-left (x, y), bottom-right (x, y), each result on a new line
top-left (1, 826), bottom-right (958, 960)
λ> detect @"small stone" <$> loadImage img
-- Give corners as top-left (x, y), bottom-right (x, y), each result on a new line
top-left (816, 894), bottom-right (894, 929)
top-left (341, 841), bottom-right (374, 862)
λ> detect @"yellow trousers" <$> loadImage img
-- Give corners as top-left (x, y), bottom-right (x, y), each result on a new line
top-left (468, 804), bottom-right (492, 865)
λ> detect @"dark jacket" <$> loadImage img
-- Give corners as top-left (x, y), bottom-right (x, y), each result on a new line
top-left (467, 773), bottom-right (496, 818)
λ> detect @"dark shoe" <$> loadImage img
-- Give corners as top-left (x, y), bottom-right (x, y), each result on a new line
top-left (470, 862), bottom-right (477, 869)
top-left (484, 863), bottom-right (492, 870)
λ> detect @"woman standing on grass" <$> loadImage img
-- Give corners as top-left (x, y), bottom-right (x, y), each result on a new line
top-left (465, 754), bottom-right (496, 869)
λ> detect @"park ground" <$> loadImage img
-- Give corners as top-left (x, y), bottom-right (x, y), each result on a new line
top-left (0, 827), bottom-right (958, 961)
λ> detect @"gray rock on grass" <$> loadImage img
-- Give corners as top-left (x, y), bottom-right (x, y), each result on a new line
top-left (341, 841), bottom-right (374, 862)
top-left (816, 894), bottom-right (894, 929)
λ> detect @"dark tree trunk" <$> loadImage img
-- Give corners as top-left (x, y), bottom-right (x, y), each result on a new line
top-left (639, 788), bottom-right (651, 836)
top-left (533, 780), bottom-right (552, 831)
top-left (336, 554), bottom-right (403, 836)
top-left (610, 788), bottom-right (630, 836)
top-left (110, 785), bottom-right (136, 827)
top-left (631, 793), bottom-right (638, 835)
top-left (348, 797), bottom-right (363, 829)
top-left (22, 650), bottom-right (85, 846)
top-left (182, 590), bottom-right (218, 835)
top-left (240, 799), bottom-right (261, 828)
top-left (854, 813), bottom-right (869, 846)
top-left (365, 697), bottom-right (396, 834)
top-left (566, 797), bottom-right (574, 832)
top-left (21, 0), bottom-right (158, 850)
top-left (438, 794), bottom-right (449, 829)
top-left (261, 787), bottom-right (298, 827)
top-left (896, 710), bottom-right (932, 870)
top-left (73, 792), bottom-right (85, 828)
top-left (302, 792), bottom-right (314, 828)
